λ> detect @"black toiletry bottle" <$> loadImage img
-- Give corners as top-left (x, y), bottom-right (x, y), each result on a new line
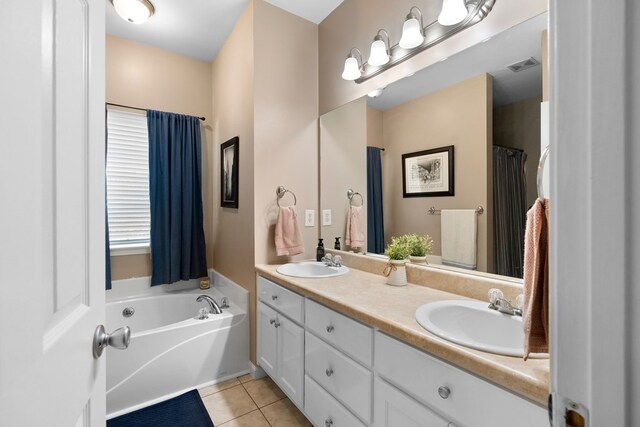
top-left (316, 238), bottom-right (325, 262)
top-left (334, 237), bottom-right (341, 250)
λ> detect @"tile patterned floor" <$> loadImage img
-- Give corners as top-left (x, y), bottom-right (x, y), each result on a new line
top-left (199, 375), bottom-right (312, 427)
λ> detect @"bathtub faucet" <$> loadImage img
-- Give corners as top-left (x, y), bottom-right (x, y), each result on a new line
top-left (196, 295), bottom-right (223, 314)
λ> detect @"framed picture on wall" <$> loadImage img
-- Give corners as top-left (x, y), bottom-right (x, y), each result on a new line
top-left (221, 137), bottom-right (239, 208)
top-left (402, 145), bottom-right (454, 197)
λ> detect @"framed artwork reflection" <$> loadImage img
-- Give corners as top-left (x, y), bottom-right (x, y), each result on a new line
top-left (401, 145), bottom-right (454, 197)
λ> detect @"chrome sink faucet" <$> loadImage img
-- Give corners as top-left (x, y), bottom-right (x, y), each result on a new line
top-left (487, 289), bottom-right (523, 317)
top-left (196, 295), bottom-right (223, 314)
top-left (321, 254), bottom-right (342, 267)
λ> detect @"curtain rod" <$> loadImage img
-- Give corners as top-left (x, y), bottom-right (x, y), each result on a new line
top-left (106, 102), bottom-right (206, 121)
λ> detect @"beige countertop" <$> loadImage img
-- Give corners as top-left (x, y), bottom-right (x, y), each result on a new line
top-left (255, 263), bottom-right (550, 406)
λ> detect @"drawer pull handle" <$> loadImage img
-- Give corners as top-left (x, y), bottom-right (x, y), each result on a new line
top-left (325, 418), bottom-right (333, 427)
top-left (326, 325), bottom-right (334, 333)
top-left (438, 386), bottom-right (451, 399)
top-left (325, 368), bottom-right (334, 377)
top-left (272, 295), bottom-right (278, 301)
top-left (274, 321), bottom-right (281, 328)
top-left (269, 319), bottom-right (276, 325)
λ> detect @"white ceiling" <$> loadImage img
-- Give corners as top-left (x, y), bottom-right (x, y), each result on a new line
top-left (106, 0), bottom-right (343, 62)
top-left (368, 12), bottom-right (548, 110)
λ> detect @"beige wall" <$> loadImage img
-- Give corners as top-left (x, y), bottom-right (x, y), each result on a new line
top-left (493, 96), bottom-right (542, 209)
top-left (253, 0), bottom-right (319, 266)
top-left (382, 74), bottom-right (493, 272)
top-left (320, 98), bottom-right (367, 249)
top-left (318, 0), bottom-right (547, 114)
top-left (210, 1), bottom-right (257, 360)
top-left (367, 106), bottom-right (384, 150)
top-left (106, 36), bottom-right (213, 280)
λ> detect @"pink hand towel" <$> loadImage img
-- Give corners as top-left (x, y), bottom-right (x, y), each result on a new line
top-left (274, 206), bottom-right (304, 256)
top-left (345, 206), bottom-right (365, 249)
top-left (523, 198), bottom-right (549, 360)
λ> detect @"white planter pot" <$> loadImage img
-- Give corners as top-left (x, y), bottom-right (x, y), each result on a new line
top-left (386, 260), bottom-right (407, 286)
top-left (408, 255), bottom-right (427, 264)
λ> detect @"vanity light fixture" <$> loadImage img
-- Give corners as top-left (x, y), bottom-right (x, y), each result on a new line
top-left (110, 0), bottom-right (155, 24)
top-left (340, 0), bottom-right (496, 83)
top-left (368, 30), bottom-right (392, 66)
top-left (399, 7), bottom-right (425, 49)
top-left (341, 48), bottom-right (365, 81)
top-left (438, 0), bottom-right (469, 26)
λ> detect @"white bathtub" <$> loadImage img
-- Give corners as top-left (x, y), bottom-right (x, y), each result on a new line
top-left (106, 276), bottom-right (249, 418)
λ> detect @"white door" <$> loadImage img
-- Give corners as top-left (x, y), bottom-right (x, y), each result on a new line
top-left (277, 315), bottom-right (304, 409)
top-left (258, 302), bottom-right (278, 378)
top-left (0, 0), bottom-right (106, 426)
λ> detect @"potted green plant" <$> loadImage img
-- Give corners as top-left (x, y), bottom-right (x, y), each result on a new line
top-left (384, 236), bottom-right (410, 286)
top-left (402, 233), bottom-right (433, 264)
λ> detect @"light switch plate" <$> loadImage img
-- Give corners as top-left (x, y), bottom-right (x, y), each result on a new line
top-left (322, 209), bottom-right (332, 226)
top-left (305, 210), bottom-right (315, 227)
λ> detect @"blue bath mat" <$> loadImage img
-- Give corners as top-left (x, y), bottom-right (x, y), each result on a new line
top-left (107, 389), bottom-right (214, 427)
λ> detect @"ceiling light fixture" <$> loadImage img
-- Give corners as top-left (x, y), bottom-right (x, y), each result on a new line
top-left (399, 7), bottom-right (425, 49)
top-left (110, 0), bottom-right (155, 24)
top-left (342, 48), bottom-right (365, 81)
top-left (368, 30), bottom-right (391, 67)
top-left (438, 0), bottom-right (468, 26)
top-left (340, 0), bottom-right (496, 84)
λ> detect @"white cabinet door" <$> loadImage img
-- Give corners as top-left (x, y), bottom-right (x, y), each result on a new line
top-left (0, 1), bottom-right (107, 426)
top-left (258, 302), bottom-right (278, 378)
top-left (277, 314), bottom-right (305, 409)
top-left (374, 378), bottom-right (449, 427)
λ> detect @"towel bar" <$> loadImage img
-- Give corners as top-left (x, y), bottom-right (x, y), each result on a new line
top-left (276, 186), bottom-right (297, 207)
top-left (428, 206), bottom-right (484, 215)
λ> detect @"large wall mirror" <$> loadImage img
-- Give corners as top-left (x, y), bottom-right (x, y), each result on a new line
top-left (320, 12), bottom-right (548, 280)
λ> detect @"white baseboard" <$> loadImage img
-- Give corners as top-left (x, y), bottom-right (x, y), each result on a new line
top-left (249, 362), bottom-right (266, 380)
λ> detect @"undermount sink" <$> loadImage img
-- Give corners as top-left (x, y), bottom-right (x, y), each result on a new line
top-left (415, 300), bottom-right (548, 358)
top-left (276, 262), bottom-right (349, 278)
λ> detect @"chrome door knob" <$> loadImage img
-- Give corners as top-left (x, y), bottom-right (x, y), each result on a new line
top-left (326, 368), bottom-right (334, 377)
top-left (274, 321), bottom-right (281, 328)
top-left (272, 295), bottom-right (278, 301)
top-left (269, 318), bottom-right (276, 325)
top-left (93, 325), bottom-right (130, 358)
top-left (326, 325), bottom-right (334, 333)
top-left (325, 418), bottom-right (333, 427)
top-left (438, 386), bottom-right (451, 399)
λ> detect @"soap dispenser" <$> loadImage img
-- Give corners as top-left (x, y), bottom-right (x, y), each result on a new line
top-left (316, 238), bottom-right (325, 262)
top-left (334, 237), bottom-right (341, 250)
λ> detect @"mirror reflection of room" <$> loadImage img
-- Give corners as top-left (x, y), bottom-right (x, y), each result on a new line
top-left (320, 13), bottom-right (548, 279)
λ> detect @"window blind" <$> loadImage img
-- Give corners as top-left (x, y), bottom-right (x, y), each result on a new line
top-left (106, 109), bottom-right (150, 246)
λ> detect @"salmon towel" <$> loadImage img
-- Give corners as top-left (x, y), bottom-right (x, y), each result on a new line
top-left (345, 206), bottom-right (365, 249)
top-left (274, 206), bottom-right (304, 256)
top-left (523, 198), bottom-right (549, 360)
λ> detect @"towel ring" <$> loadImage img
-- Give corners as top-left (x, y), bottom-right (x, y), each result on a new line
top-left (347, 189), bottom-right (364, 207)
top-left (276, 186), bottom-right (297, 207)
top-left (537, 145), bottom-right (550, 199)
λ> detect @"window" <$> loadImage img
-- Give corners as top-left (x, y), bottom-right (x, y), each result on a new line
top-left (106, 109), bottom-right (151, 251)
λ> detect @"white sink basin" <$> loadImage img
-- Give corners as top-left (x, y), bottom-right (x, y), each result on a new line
top-left (415, 300), bottom-right (548, 358)
top-left (276, 262), bottom-right (349, 278)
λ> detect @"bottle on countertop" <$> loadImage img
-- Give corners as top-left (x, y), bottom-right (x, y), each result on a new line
top-left (316, 238), bottom-right (325, 262)
top-left (334, 237), bottom-right (341, 250)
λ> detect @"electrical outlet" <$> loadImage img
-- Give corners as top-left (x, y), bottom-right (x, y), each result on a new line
top-left (322, 209), bottom-right (332, 226)
top-left (305, 209), bottom-right (315, 227)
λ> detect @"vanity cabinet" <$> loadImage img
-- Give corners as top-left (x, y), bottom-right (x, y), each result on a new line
top-left (257, 278), bottom-right (304, 409)
top-left (257, 275), bottom-right (547, 427)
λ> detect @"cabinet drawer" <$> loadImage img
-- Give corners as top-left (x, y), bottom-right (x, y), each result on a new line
top-left (258, 276), bottom-right (304, 324)
top-left (374, 377), bottom-right (449, 427)
top-left (305, 375), bottom-right (366, 427)
top-left (375, 332), bottom-right (547, 427)
top-left (305, 299), bottom-right (373, 367)
top-left (305, 332), bottom-right (372, 423)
